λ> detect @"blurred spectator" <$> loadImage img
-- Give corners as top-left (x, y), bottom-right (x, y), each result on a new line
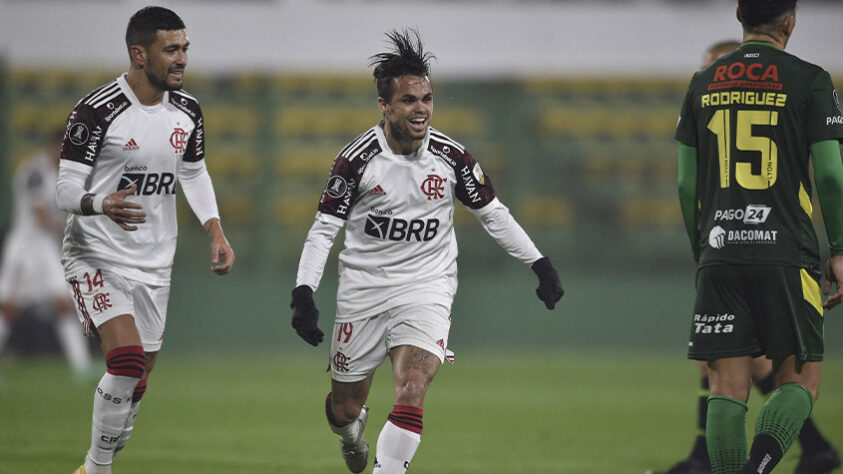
top-left (0, 130), bottom-right (93, 378)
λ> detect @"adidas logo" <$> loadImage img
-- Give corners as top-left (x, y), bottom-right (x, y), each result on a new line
top-left (370, 185), bottom-right (386, 196)
top-left (123, 138), bottom-right (139, 151)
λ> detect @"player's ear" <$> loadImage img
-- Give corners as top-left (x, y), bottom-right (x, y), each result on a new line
top-left (735, 6), bottom-right (743, 24)
top-left (377, 96), bottom-right (388, 114)
top-left (783, 14), bottom-right (796, 37)
top-left (130, 45), bottom-right (146, 67)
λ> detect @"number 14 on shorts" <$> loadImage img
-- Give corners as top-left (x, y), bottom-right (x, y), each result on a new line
top-left (83, 269), bottom-right (105, 292)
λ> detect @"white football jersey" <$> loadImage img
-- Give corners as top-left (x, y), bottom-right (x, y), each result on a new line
top-left (59, 74), bottom-right (205, 285)
top-left (318, 123), bottom-right (496, 320)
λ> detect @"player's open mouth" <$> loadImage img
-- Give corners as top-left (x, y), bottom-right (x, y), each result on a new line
top-left (169, 70), bottom-right (184, 81)
top-left (409, 117), bottom-right (427, 131)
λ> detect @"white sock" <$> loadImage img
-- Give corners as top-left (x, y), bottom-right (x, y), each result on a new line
top-left (373, 421), bottom-right (421, 473)
top-left (84, 454), bottom-right (112, 474)
top-left (0, 314), bottom-right (11, 354)
top-left (88, 373), bottom-right (140, 465)
top-left (112, 401), bottom-right (141, 461)
top-left (55, 315), bottom-right (91, 372)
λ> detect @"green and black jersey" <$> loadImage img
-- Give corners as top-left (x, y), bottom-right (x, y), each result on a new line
top-left (676, 42), bottom-right (843, 269)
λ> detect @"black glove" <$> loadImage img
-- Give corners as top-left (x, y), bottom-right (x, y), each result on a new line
top-left (291, 285), bottom-right (324, 346)
top-left (531, 257), bottom-right (564, 310)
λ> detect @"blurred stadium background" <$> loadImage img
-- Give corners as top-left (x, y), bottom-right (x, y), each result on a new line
top-left (1, 1), bottom-right (842, 472)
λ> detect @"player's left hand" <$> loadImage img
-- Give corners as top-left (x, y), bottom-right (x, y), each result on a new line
top-left (291, 285), bottom-right (324, 346)
top-left (823, 254), bottom-right (843, 309)
top-left (531, 257), bottom-right (564, 310)
top-left (205, 218), bottom-right (235, 275)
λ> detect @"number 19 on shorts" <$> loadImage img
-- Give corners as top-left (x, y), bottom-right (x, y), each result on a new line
top-left (707, 109), bottom-right (779, 190)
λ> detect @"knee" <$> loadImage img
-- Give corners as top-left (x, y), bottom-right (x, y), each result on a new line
top-left (395, 379), bottom-right (428, 407)
top-left (708, 380), bottom-right (750, 402)
top-left (799, 382), bottom-right (820, 401)
top-left (329, 392), bottom-right (364, 426)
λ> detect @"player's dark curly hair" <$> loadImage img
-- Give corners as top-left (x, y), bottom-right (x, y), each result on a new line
top-left (738, 0), bottom-right (797, 31)
top-left (369, 28), bottom-right (436, 103)
top-left (125, 6), bottom-right (185, 58)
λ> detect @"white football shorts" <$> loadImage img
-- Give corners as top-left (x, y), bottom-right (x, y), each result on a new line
top-left (0, 231), bottom-right (67, 305)
top-left (65, 262), bottom-right (170, 352)
top-left (329, 303), bottom-right (453, 383)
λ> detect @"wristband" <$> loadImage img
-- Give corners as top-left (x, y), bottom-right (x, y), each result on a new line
top-left (92, 194), bottom-right (106, 214)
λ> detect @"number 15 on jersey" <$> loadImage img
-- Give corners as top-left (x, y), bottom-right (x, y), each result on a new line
top-left (707, 109), bottom-right (779, 190)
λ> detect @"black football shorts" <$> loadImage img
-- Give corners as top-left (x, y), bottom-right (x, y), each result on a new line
top-left (688, 264), bottom-right (824, 362)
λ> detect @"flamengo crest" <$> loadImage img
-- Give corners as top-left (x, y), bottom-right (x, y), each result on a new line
top-left (169, 127), bottom-right (188, 153)
top-left (420, 174), bottom-right (447, 200)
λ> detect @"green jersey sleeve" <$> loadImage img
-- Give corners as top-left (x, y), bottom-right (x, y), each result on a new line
top-left (678, 143), bottom-right (700, 261)
top-left (807, 71), bottom-right (843, 145)
top-left (812, 140), bottom-right (843, 255)
top-left (674, 74), bottom-right (698, 147)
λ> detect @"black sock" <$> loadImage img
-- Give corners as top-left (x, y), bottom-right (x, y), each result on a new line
top-left (739, 434), bottom-right (784, 474)
top-left (690, 435), bottom-right (710, 465)
top-left (798, 417), bottom-right (829, 453)
top-left (692, 375), bottom-right (710, 464)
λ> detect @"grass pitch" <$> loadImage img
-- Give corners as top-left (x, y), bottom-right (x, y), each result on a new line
top-left (1, 351), bottom-right (841, 473)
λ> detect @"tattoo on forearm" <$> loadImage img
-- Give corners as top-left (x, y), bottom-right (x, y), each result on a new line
top-left (80, 193), bottom-right (95, 215)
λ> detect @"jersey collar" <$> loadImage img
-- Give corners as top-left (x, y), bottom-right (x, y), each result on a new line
top-left (374, 121), bottom-right (430, 160)
top-left (741, 41), bottom-right (781, 51)
top-left (117, 73), bottom-right (169, 112)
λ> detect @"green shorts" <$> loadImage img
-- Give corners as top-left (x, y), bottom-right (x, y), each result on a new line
top-left (688, 264), bottom-right (824, 362)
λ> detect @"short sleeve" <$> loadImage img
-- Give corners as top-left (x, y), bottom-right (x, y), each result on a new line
top-left (183, 105), bottom-right (205, 163)
top-left (60, 104), bottom-right (103, 167)
top-left (317, 154), bottom-right (360, 220)
top-left (674, 76), bottom-right (698, 147)
top-left (454, 152), bottom-right (496, 210)
top-left (806, 70), bottom-right (843, 145)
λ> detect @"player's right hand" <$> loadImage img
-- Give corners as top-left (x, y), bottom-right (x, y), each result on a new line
top-left (823, 254), bottom-right (843, 309)
top-left (291, 285), bottom-right (324, 346)
top-left (103, 184), bottom-right (146, 231)
top-left (532, 257), bottom-right (564, 310)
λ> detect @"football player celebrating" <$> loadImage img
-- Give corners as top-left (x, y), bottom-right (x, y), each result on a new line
top-left (676, 1), bottom-right (843, 473)
top-left (57, 7), bottom-right (234, 474)
top-left (290, 28), bottom-right (563, 473)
